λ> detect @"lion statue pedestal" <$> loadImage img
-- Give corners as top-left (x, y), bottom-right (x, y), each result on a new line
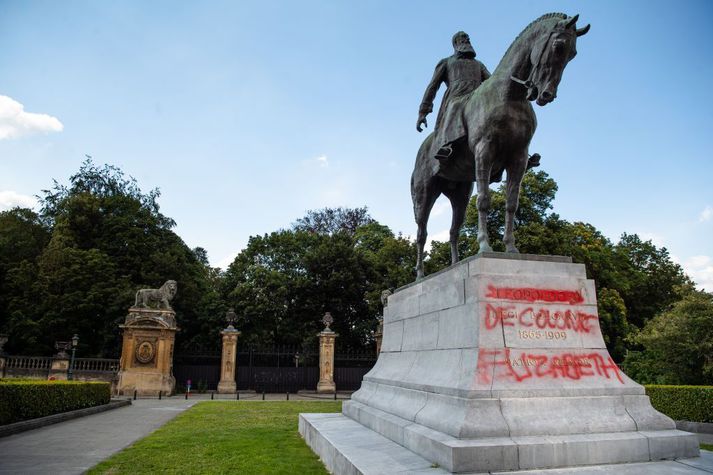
top-left (117, 281), bottom-right (179, 397)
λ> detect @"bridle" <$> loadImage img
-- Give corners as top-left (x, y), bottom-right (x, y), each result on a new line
top-left (510, 26), bottom-right (561, 101)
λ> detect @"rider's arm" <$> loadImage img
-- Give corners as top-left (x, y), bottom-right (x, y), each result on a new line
top-left (419, 58), bottom-right (447, 116)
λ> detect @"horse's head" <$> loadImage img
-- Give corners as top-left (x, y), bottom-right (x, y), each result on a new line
top-left (527, 14), bottom-right (590, 106)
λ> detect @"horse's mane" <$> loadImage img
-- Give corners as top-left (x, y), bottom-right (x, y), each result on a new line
top-left (494, 12), bottom-right (568, 73)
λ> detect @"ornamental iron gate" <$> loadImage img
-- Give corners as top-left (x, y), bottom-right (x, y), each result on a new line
top-left (173, 344), bottom-right (376, 393)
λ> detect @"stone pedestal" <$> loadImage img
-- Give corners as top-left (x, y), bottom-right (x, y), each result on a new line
top-left (300, 253), bottom-right (699, 473)
top-left (317, 330), bottom-right (337, 393)
top-left (217, 327), bottom-right (240, 394)
top-left (116, 308), bottom-right (178, 397)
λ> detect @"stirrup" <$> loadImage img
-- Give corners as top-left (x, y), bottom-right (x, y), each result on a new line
top-left (434, 144), bottom-right (453, 161)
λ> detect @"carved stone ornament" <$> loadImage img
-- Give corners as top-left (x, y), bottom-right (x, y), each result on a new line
top-left (135, 341), bottom-right (156, 364)
top-left (321, 312), bottom-right (334, 332)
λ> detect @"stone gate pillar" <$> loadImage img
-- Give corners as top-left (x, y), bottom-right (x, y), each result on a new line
top-left (217, 309), bottom-right (240, 394)
top-left (317, 312), bottom-right (338, 394)
top-left (49, 341), bottom-right (71, 380)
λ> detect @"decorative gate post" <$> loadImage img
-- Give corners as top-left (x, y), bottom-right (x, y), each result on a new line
top-left (317, 312), bottom-right (337, 394)
top-left (218, 309), bottom-right (240, 394)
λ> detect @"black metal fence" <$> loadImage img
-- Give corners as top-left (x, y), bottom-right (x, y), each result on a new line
top-left (173, 344), bottom-right (377, 393)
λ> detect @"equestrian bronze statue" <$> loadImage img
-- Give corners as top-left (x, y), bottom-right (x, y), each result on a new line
top-left (411, 13), bottom-right (590, 279)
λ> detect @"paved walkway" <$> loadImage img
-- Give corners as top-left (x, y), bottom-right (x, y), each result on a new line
top-left (0, 398), bottom-right (196, 474)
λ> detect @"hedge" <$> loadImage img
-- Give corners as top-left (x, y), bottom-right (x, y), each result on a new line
top-left (646, 385), bottom-right (713, 423)
top-left (0, 379), bottom-right (111, 425)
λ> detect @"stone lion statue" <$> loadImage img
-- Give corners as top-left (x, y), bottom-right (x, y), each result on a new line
top-left (134, 280), bottom-right (178, 310)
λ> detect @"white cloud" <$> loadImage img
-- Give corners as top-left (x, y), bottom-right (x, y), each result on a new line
top-left (315, 155), bottom-right (329, 167)
top-left (0, 95), bottom-right (63, 140)
top-left (699, 205), bottom-right (713, 223)
top-left (0, 190), bottom-right (37, 211)
top-left (683, 255), bottom-right (713, 292)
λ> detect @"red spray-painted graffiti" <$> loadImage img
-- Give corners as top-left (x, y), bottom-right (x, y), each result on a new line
top-left (484, 304), bottom-right (598, 333)
top-left (476, 348), bottom-right (624, 385)
top-left (485, 285), bottom-right (584, 305)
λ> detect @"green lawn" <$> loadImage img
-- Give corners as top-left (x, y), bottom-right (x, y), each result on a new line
top-left (87, 400), bottom-right (713, 474)
top-left (88, 401), bottom-right (341, 475)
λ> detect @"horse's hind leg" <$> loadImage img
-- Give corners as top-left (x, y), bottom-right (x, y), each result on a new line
top-left (443, 181), bottom-right (474, 265)
top-left (503, 154), bottom-right (528, 253)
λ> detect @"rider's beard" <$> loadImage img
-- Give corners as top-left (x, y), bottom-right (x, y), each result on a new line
top-left (455, 42), bottom-right (476, 58)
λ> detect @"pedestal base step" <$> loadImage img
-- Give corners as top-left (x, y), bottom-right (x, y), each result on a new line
top-left (300, 413), bottom-right (449, 474)
top-left (299, 413), bottom-right (707, 474)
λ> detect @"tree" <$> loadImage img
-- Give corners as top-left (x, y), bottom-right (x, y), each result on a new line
top-left (224, 230), bottom-right (369, 349)
top-left (614, 234), bottom-right (693, 329)
top-left (623, 290), bottom-right (713, 385)
top-left (0, 208), bottom-right (50, 348)
top-left (354, 222), bottom-right (417, 318)
top-left (224, 210), bottom-right (416, 350)
top-left (462, 170), bottom-right (558, 251)
top-left (1, 159), bottom-right (218, 357)
top-left (293, 206), bottom-right (375, 236)
top-left (596, 288), bottom-right (629, 362)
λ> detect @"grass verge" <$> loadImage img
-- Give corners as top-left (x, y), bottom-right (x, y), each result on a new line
top-left (88, 401), bottom-right (341, 475)
top-left (702, 443), bottom-right (713, 451)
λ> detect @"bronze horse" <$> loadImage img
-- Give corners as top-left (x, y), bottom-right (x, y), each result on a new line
top-left (411, 13), bottom-right (590, 279)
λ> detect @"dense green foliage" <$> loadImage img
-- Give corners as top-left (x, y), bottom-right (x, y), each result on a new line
top-left (222, 213), bottom-right (414, 350)
top-left (624, 291), bottom-right (713, 384)
top-left (88, 401), bottom-right (340, 475)
top-left (0, 161), bottom-right (708, 384)
top-left (645, 385), bottom-right (713, 423)
top-left (0, 379), bottom-right (110, 425)
top-left (0, 160), bottom-right (223, 356)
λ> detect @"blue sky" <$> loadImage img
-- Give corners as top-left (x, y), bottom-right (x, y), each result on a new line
top-left (1, 1), bottom-right (712, 290)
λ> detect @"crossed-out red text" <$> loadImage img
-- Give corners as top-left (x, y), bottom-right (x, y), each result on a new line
top-left (485, 285), bottom-right (584, 305)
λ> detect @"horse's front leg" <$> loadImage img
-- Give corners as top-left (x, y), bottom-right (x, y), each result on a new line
top-left (503, 154), bottom-right (528, 253)
top-left (443, 181), bottom-right (474, 265)
top-left (474, 140), bottom-right (494, 253)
